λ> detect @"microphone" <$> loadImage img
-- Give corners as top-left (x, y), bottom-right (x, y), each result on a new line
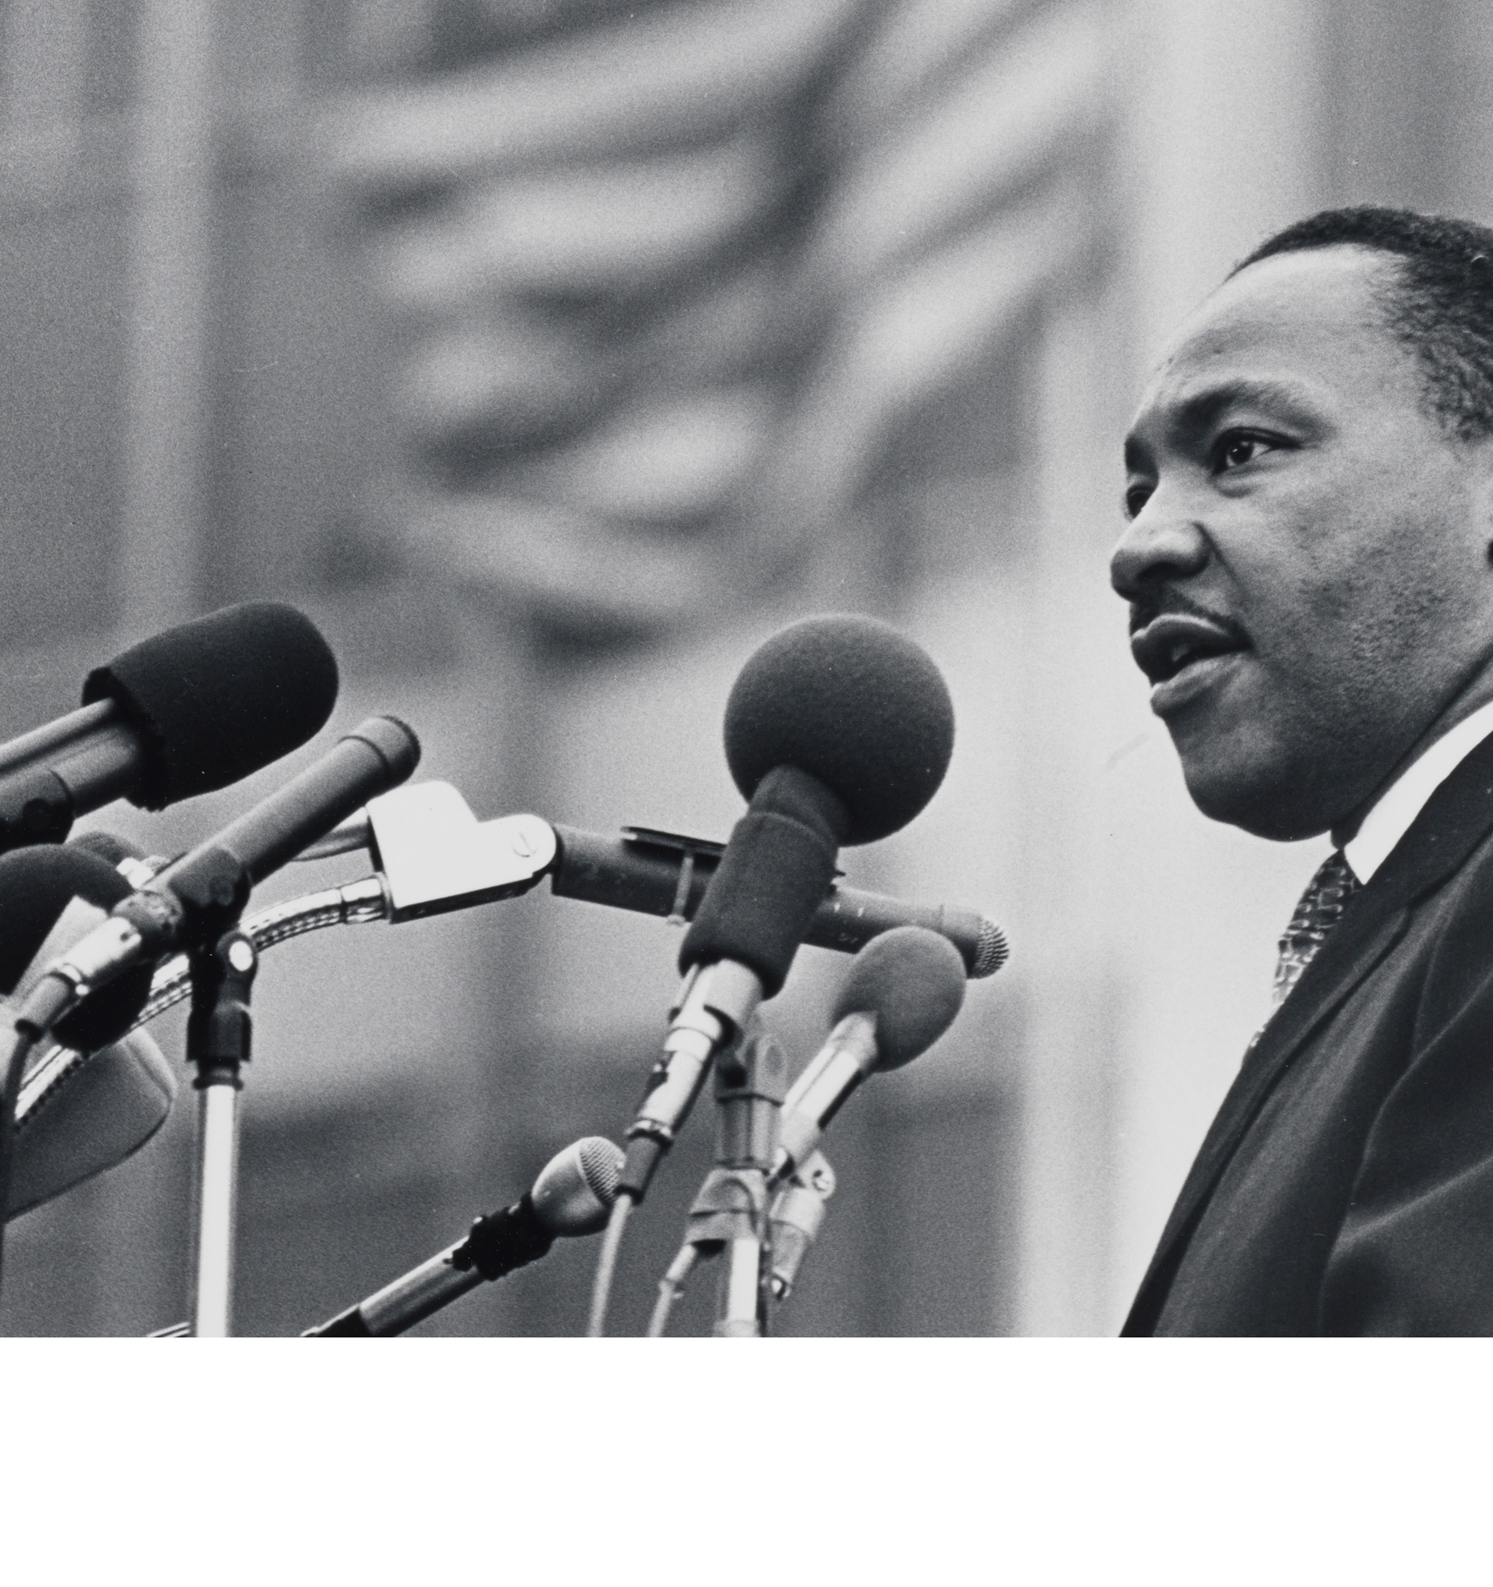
top-left (0, 845), bottom-right (177, 1220)
top-left (588, 615), bottom-right (957, 1335)
top-left (771, 925), bottom-right (967, 1185)
top-left (298, 783), bottom-right (1008, 977)
top-left (620, 615), bottom-right (956, 1203)
top-left (549, 825), bottom-right (1007, 978)
top-left (0, 845), bottom-right (160, 1052)
top-left (304, 1137), bottom-right (623, 1337)
top-left (0, 604), bottom-right (339, 854)
top-left (13, 716), bottom-right (422, 1049)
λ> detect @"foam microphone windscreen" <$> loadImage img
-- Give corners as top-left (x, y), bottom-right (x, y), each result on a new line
top-left (723, 615), bottom-right (955, 846)
top-left (678, 764), bottom-right (848, 996)
top-left (0, 846), bottom-right (156, 1051)
top-left (81, 602), bottom-right (339, 809)
top-left (831, 926), bottom-right (967, 1070)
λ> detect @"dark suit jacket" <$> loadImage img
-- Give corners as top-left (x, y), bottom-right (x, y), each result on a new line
top-left (1124, 728), bottom-right (1493, 1335)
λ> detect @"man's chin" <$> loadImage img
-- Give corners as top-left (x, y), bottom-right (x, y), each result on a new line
top-left (1176, 751), bottom-right (1335, 843)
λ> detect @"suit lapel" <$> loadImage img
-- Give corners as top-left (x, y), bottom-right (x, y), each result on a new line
top-left (1124, 728), bottom-right (1493, 1335)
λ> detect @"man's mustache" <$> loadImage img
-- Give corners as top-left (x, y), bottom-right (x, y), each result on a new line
top-left (1128, 589), bottom-right (1248, 644)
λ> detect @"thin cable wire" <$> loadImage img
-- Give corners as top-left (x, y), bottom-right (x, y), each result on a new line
top-left (646, 1243), bottom-right (700, 1338)
top-left (586, 1193), bottom-right (634, 1337)
top-left (0, 1021), bottom-right (39, 1289)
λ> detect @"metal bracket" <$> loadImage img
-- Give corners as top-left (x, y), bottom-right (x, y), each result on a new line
top-left (362, 782), bottom-right (558, 922)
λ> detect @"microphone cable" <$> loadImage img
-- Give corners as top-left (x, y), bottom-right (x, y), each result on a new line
top-left (0, 1019), bottom-right (41, 1283)
top-left (645, 1243), bottom-right (700, 1338)
top-left (585, 1194), bottom-right (633, 1337)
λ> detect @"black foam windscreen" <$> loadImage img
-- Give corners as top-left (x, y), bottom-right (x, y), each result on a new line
top-left (678, 765), bottom-right (847, 997)
top-left (81, 602), bottom-right (339, 810)
top-left (0, 846), bottom-right (156, 1051)
top-left (831, 926), bottom-right (967, 1070)
top-left (722, 615), bottom-right (955, 846)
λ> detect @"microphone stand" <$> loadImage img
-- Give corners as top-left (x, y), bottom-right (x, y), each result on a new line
top-left (184, 925), bottom-right (257, 1337)
top-left (648, 1029), bottom-right (787, 1337)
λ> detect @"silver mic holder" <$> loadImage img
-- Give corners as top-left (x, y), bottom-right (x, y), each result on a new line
top-left (767, 1150), bottom-right (836, 1301)
top-left (647, 1028), bottom-right (788, 1337)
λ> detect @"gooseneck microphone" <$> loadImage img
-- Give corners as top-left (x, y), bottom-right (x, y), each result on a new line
top-left (771, 926), bottom-right (967, 1185)
top-left (304, 1137), bottom-right (623, 1337)
top-left (587, 615), bottom-right (956, 1336)
top-left (12, 716), bottom-right (422, 1052)
top-left (0, 604), bottom-right (339, 854)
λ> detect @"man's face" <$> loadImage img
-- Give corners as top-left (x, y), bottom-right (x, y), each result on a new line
top-left (1112, 245), bottom-right (1493, 841)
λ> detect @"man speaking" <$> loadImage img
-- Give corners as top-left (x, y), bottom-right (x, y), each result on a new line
top-left (1113, 207), bottom-right (1493, 1335)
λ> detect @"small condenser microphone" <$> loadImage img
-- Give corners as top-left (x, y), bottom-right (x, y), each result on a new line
top-left (305, 1137), bottom-right (624, 1337)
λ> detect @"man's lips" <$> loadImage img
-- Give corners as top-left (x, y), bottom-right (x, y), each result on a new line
top-left (1129, 612), bottom-right (1251, 686)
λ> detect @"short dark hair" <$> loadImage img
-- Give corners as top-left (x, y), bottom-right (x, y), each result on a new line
top-left (1235, 206), bottom-right (1493, 442)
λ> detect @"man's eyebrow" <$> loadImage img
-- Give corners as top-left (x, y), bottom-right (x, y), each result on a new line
top-left (1123, 433), bottom-right (1151, 474)
top-left (1125, 376), bottom-right (1318, 471)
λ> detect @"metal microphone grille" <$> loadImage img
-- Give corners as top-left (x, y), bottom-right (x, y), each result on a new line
top-left (576, 1136), bottom-right (623, 1204)
top-left (971, 918), bottom-right (1010, 979)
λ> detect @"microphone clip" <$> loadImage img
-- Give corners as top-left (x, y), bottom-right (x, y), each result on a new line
top-left (651, 1029), bottom-right (789, 1337)
top-left (619, 958), bottom-right (765, 1200)
top-left (679, 1029), bottom-right (787, 1261)
top-left (311, 781), bottom-right (558, 923)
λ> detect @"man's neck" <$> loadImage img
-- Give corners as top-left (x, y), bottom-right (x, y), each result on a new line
top-left (1333, 694), bottom-right (1493, 883)
top-left (1332, 664), bottom-right (1493, 850)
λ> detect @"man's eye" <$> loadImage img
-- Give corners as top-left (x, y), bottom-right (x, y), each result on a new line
top-left (1124, 482), bottom-right (1152, 517)
top-left (1215, 433), bottom-right (1274, 470)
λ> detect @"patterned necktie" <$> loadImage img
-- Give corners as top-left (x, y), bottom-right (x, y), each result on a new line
top-left (1271, 851), bottom-right (1362, 1008)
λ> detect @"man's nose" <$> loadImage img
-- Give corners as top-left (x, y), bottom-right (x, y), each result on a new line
top-left (1109, 497), bottom-right (1210, 599)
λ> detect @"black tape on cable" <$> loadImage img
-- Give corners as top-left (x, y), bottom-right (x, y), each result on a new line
top-left (679, 765), bottom-right (847, 997)
top-left (462, 1194), bottom-right (554, 1282)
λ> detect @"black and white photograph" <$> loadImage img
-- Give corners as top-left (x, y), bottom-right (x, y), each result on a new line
top-left (0, 0), bottom-right (1488, 1575)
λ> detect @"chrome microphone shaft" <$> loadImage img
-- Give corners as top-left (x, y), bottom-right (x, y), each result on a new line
top-left (307, 1239), bottom-right (489, 1338)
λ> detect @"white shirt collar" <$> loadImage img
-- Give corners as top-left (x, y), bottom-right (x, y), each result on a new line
top-left (1342, 697), bottom-right (1493, 883)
